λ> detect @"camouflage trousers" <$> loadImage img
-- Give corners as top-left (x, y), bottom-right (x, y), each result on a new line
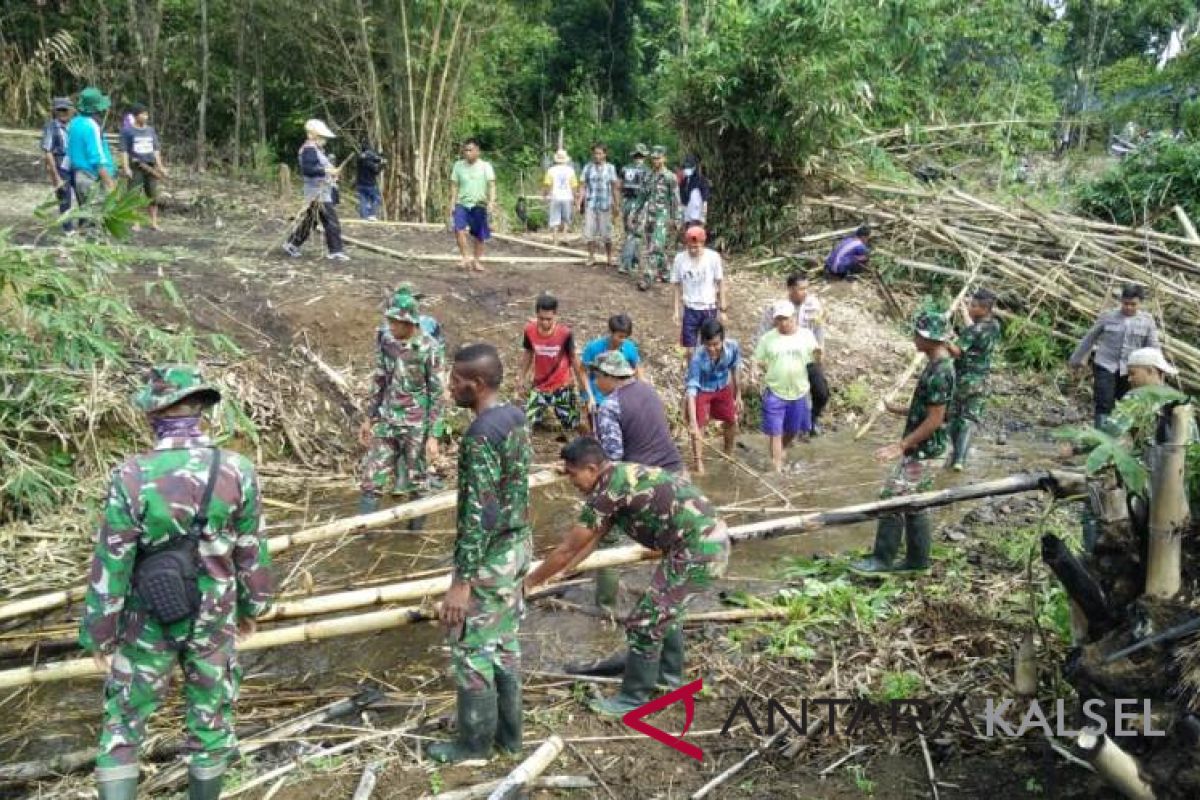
top-left (95, 625), bottom-right (240, 782)
top-left (641, 209), bottom-right (672, 283)
top-left (620, 199), bottom-right (642, 274)
top-left (525, 385), bottom-right (580, 432)
top-left (450, 534), bottom-right (532, 692)
top-left (626, 522), bottom-right (730, 656)
top-left (948, 380), bottom-right (989, 437)
top-left (360, 423), bottom-right (426, 497)
top-left (879, 456), bottom-right (938, 500)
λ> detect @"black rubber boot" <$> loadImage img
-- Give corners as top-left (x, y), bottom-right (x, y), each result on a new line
top-left (850, 515), bottom-right (904, 574)
top-left (657, 627), bottom-right (685, 689)
top-left (187, 769), bottom-right (224, 800)
top-left (358, 493), bottom-right (378, 514)
top-left (590, 650), bottom-right (660, 717)
top-left (896, 513), bottom-right (933, 573)
top-left (950, 421), bottom-right (975, 472)
top-left (594, 568), bottom-right (619, 608)
top-left (427, 688), bottom-right (498, 764)
top-left (98, 777), bottom-right (138, 800)
top-left (494, 668), bottom-right (523, 755)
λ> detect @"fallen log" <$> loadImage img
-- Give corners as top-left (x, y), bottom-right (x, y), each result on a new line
top-left (0, 470), bottom-right (1084, 688)
top-left (1042, 534), bottom-right (1116, 636)
top-left (296, 344), bottom-right (359, 409)
top-left (487, 735), bottom-right (565, 800)
top-left (0, 470), bottom-right (561, 623)
top-left (343, 234), bottom-right (585, 264)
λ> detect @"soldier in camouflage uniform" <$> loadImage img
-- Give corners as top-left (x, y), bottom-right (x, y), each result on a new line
top-left (630, 145), bottom-right (681, 291)
top-left (946, 288), bottom-right (1001, 471)
top-left (79, 365), bottom-right (273, 800)
top-left (525, 437), bottom-right (730, 717)
top-left (358, 302), bottom-right (444, 514)
top-left (619, 143), bottom-right (650, 275)
top-left (432, 343), bottom-right (533, 763)
top-left (851, 310), bottom-right (956, 575)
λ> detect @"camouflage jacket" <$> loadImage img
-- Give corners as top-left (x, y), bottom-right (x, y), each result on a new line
top-left (579, 462), bottom-right (719, 553)
top-left (632, 168), bottom-right (681, 223)
top-left (454, 404), bottom-right (532, 582)
top-left (955, 317), bottom-right (1001, 387)
top-left (79, 436), bottom-right (273, 654)
top-left (368, 330), bottom-right (444, 432)
top-left (904, 356), bottom-right (956, 460)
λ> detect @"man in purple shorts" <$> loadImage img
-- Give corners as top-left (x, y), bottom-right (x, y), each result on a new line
top-left (754, 300), bottom-right (818, 471)
top-left (671, 226), bottom-right (726, 365)
top-left (449, 138), bottom-right (496, 272)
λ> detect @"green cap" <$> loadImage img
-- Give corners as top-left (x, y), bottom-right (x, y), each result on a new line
top-left (632, 143), bottom-right (649, 157)
top-left (77, 86), bottom-right (111, 115)
top-left (135, 364), bottom-right (221, 413)
top-left (650, 145), bottom-right (667, 157)
top-left (912, 310), bottom-right (950, 342)
top-left (386, 305), bottom-right (419, 323)
top-left (596, 350), bottom-right (635, 378)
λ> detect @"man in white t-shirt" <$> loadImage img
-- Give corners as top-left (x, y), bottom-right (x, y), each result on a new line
top-left (671, 226), bottom-right (726, 362)
top-left (542, 149), bottom-right (578, 244)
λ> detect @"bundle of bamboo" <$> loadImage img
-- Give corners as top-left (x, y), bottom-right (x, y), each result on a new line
top-left (807, 178), bottom-right (1200, 388)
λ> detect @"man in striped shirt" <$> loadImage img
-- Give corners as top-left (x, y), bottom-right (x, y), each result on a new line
top-left (757, 273), bottom-right (830, 434)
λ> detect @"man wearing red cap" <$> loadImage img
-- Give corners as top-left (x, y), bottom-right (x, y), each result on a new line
top-left (671, 226), bottom-right (727, 365)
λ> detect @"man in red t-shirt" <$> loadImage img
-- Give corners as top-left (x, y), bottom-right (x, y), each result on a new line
top-left (519, 294), bottom-right (595, 434)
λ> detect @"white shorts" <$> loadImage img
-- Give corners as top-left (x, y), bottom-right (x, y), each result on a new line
top-left (548, 199), bottom-right (573, 228)
top-left (584, 208), bottom-right (613, 243)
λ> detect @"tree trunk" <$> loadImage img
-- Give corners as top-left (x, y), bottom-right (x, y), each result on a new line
top-left (232, 2), bottom-right (246, 170)
top-left (197, 0), bottom-right (209, 170)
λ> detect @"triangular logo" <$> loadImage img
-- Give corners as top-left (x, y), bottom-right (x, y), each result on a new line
top-left (622, 678), bottom-right (704, 761)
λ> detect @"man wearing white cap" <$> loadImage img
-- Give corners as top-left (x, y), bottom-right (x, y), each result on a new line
top-left (754, 299), bottom-right (818, 471)
top-left (283, 119), bottom-right (348, 261)
top-left (1127, 347), bottom-right (1178, 389)
top-left (542, 149), bottom-right (577, 244)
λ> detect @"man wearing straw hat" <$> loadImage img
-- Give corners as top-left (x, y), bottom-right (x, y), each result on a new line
top-left (282, 118), bottom-right (349, 261)
top-left (542, 148), bottom-right (578, 244)
top-left (852, 308), bottom-right (955, 575)
top-left (79, 365), bottom-right (273, 800)
top-left (433, 343), bottom-right (532, 763)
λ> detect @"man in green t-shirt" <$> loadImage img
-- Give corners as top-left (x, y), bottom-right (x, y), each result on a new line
top-left (449, 138), bottom-right (497, 273)
top-left (754, 300), bottom-right (818, 471)
top-left (852, 309), bottom-right (956, 575)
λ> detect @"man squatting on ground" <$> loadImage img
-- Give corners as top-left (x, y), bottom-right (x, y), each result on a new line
top-left (686, 319), bottom-right (743, 475)
top-left (519, 294), bottom-right (595, 435)
top-left (852, 309), bottom-right (956, 574)
top-left (358, 297), bottom-right (444, 515)
top-left (591, 350), bottom-right (685, 608)
top-left (824, 224), bottom-right (872, 279)
top-left (80, 365), bottom-right (273, 800)
top-left (449, 137), bottom-right (497, 272)
top-left (524, 437), bottom-right (730, 715)
top-left (432, 344), bottom-right (533, 763)
top-left (1068, 283), bottom-right (1160, 429)
top-left (945, 288), bottom-right (1001, 471)
top-left (283, 119), bottom-right (349, 261)
top-left (757, 273), bottom-right (830, 433)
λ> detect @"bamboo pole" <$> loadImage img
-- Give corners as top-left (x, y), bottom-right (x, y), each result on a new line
top-left (1144, 405), bottom-right (1194, 599)
top-left (296, 344), bottom-right (358, 408)
top-left (487, 735), bottom-right (565, 800)
top-left (429, 776), bottom-right (594, 800)
top-left (0, 471), bottom-right (561, 623)
top-left (0, 470), bottom-right (1084, 688)
top-left (1074, 731), bottom-right (1155, 800)
top-left (343, 234), bottom-right (585, 264)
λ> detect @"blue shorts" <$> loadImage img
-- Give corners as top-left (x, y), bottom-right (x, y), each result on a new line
top-left (680, 307), bottom-right (719, 347)
top-left (453, 204), bottom-right (490, 241)
top-left (761, 389), bottom-right (811, 437)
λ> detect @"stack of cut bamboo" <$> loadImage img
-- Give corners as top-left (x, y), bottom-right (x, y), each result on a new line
top-left (807, 178), bottom-right (1200, 388)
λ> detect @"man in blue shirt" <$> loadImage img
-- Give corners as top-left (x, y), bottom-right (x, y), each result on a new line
top-left (66, 86), bottom-right (116, 207)
top-left (825, 225), bottom-right (871, 279)
top-left (686, 319), bottom-right (742, 474)
top-left (581, 314), bottom-right (643, 410)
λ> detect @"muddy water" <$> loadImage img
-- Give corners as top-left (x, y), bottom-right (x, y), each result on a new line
top-left (5, 427), bottom-right (1061, 762)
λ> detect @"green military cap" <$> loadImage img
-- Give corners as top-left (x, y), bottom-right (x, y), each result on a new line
top-left (596, 350), bottom-right (636, 377)
top-left (632, 143), bottom-right (649, 157)
top-left (386, 305), bottom-right (420, 323)
top-left (135, 364), bottom-right (221, 413)
top-left (912, 310), bottom-right (950, 342)
top-left (650, 145), bottom-right (667, 157)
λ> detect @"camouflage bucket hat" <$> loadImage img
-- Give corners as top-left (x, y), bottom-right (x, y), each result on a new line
top-left (631, 142), bottom-right (649, 157)
top-left (596, 350), bottom-right (635, 378)
top-left (135, 364), bottom-right (221, 413)
top-left (386, 305), bottom-right (419, 323)
top-left (650, 145), bottom-right (667, 158)
top-left (912, 310), bottom-right (950, 342)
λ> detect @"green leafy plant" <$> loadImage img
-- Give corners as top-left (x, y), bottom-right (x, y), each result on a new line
top-left (876, 670), bottom-right (923, 701)
top-left (1002, 316), bottom-right (1070, 372)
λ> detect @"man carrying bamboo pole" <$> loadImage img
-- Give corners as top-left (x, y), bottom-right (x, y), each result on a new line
top-left (432, 344), bottom-right (533, 763)
top-left (851, 309), bottom-right (955, 575)
top-left (946, 288), bottom-right (1001, 471)
top-left (79, 365), bottom-right (273, 800)
top-left (524, 437), bottom-right (729, 715)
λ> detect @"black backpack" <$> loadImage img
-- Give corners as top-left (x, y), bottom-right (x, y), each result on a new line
top-left (132, 449), bottom-right (221, 627)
